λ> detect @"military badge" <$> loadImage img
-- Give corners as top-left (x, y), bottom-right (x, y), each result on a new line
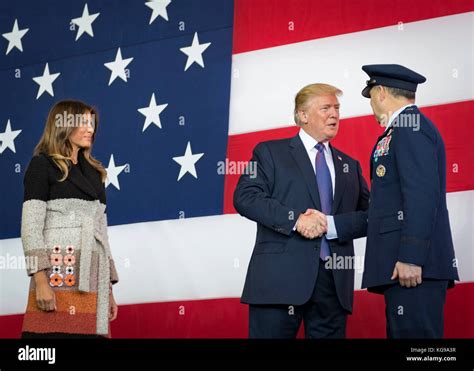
top-left (376, 164), bottom-right (386, 177)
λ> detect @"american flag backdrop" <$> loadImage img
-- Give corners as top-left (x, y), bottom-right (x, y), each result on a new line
top-left (0, 0), bottom-right (473, 338)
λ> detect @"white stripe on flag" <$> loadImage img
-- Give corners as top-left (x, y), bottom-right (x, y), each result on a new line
top-left (1, 190), bottom-right (472, 316)
top-left (229, 12), bottom-right (473, 134)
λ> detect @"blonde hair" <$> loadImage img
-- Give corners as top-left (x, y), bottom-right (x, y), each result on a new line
top-left (34, 100), bottom-right (107, 182)
top-left (294, 83), bottom-right (343, 126)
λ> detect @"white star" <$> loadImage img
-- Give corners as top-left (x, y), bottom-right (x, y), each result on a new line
top-left (105, 154), bottom-right (127, 190)
top-left (71, 3), bottom-right (100, 41)
top-left (137, 93), bottom-right (168, 132)
top-left (0, 120), bottom-right (22, 154)
top-left (2, 19), bottom-right (29, 55)
top-left (32, 63), bottom-right (61, 99)
top-left (172, 141), bottom-right (204, 181)
top-left (104, 48), bottom-right (134, 86)
top-left (180, 32), bottom-right (211, 71)
top-left (145, 0), bottom-right (171, 24)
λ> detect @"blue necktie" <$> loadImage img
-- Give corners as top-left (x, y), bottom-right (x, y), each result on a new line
top-left (315, 143), bottom-right (333, 260)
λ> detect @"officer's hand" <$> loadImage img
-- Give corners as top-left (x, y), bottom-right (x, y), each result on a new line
top-left (391, 261), bottom-right (422, 287)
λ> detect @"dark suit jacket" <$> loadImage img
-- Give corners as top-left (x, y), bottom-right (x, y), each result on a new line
top-left (234, 133), bottom-right (369, 312)
top-left (362, 105), bottom-right (459, 292)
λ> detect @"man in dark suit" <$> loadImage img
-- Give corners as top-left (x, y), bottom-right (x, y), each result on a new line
top-left (360, 64), bottom-right (459, 338)
top-left (234, 83), bottom-right (369, 338)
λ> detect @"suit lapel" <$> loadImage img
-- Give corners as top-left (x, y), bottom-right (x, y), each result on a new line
top-left (330, 145), bottom-right (346, 214)
top-left (289, 135), bottom-right (321, 210)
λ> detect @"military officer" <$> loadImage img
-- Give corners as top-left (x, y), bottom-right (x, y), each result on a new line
top-left (360, 64), bottom-right (459, 338)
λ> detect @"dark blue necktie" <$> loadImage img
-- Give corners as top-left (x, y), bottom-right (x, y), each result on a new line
top-left (315, 143), bottom-right (333, 260)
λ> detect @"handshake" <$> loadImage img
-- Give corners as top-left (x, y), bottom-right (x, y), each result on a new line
top-left (295, 209), bottom-right (328, 239)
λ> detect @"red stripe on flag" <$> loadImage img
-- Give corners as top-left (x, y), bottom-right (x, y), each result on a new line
top-left (1, 282), bottom-right (472, 338)
top-left (223, 100), bottom-right (474, 214)
top-left (233, 0), bottom-right (474, 54)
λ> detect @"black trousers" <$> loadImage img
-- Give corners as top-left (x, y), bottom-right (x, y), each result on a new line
top-left (383, 279), bottom-right (448, 338)
top-left (249, 260), bottom-right (348, 338)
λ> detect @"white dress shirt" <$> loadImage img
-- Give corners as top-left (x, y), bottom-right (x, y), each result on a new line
top-left (295, 129), bottom-right (338, 239)
top-left (299, 129), bottom-right (336, 195)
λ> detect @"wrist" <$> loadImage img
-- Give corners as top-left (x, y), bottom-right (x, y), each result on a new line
top-left (33, 270), bottom-right (48, 285)
top-left (296, 213), bottom-right (306, 223)
top-left (294, 213), bottom-right (305, 231)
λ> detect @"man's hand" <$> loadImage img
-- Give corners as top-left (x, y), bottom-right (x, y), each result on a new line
top-left (296, 209), bottom-right (327, 239)
top-left (391, 261), bottom-right (422, 287)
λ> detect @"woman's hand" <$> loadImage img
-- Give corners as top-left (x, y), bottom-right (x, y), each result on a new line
top-left (33, 271), bottom-right (56, 312)
top-left (109, 289), bottom-right (118, 322)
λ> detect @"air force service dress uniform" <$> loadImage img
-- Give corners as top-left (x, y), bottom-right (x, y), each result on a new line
top-left (360, 64), bottom-right (459, 338)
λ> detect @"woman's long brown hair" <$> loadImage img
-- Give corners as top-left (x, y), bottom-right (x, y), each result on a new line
top-left (34, 100), bottom-right (107, 182)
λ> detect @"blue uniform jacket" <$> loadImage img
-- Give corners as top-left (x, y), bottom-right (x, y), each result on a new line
top-left (362, 105), bottom-right (459, 292)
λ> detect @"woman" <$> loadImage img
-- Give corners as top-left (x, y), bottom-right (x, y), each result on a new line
top-left (21, 100), bottom-right (119, 338)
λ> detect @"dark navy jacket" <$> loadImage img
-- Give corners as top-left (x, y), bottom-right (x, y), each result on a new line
top-left (234, 134), bottom-right (369, 312)
top-left (362, 105), bottom-right (459, 292)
